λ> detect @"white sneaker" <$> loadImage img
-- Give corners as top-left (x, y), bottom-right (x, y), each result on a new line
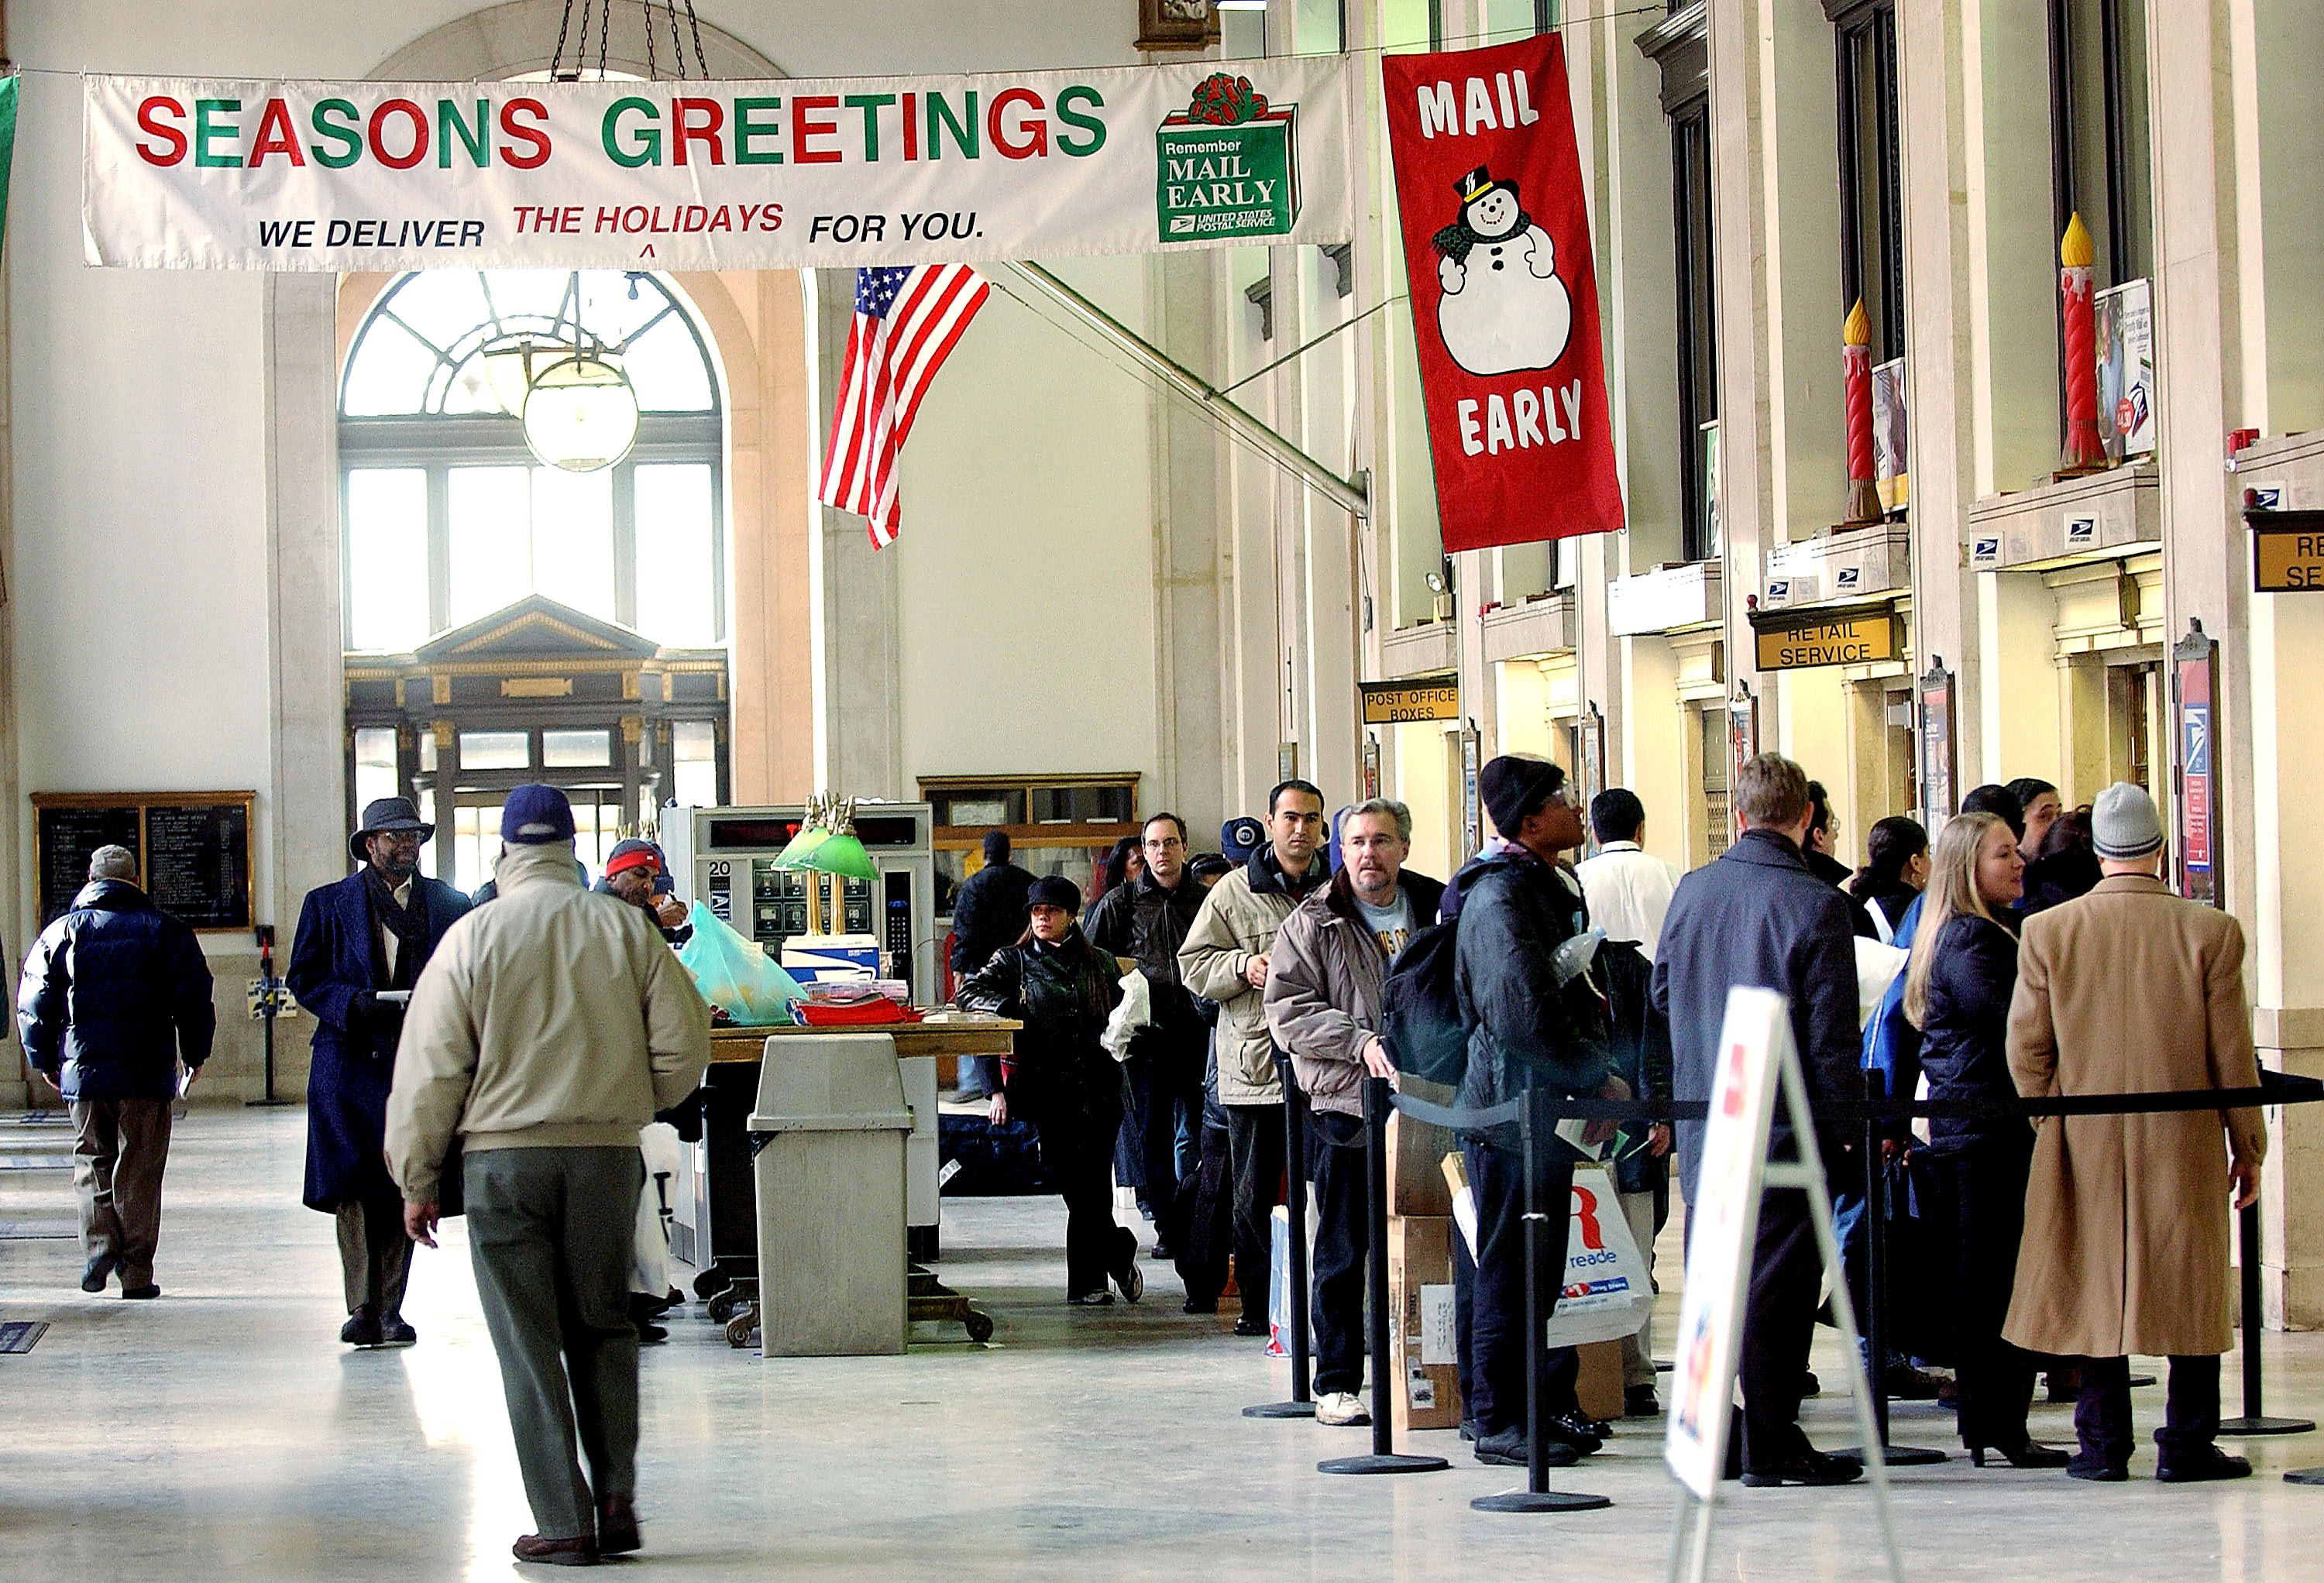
top-left (1315, 1391), bottom-right (1371, 1427)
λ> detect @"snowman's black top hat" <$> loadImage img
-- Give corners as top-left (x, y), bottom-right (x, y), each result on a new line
top-left (1458, 166), bottom-right (1514, 204)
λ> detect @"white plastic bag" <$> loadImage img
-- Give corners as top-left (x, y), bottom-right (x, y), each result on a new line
top-left (1544, 1165), bottom-right (1654, 1347)
top-left (1101, 968), bottom-right (1154, 1063)
top-left (1854, 937), bottom-right (1910, 1030)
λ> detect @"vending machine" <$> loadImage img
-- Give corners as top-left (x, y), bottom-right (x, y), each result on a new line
top-left (659, 802), bottom-right (937, 1006)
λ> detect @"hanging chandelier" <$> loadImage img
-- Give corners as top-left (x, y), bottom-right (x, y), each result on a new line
top-left (484, 1), bottom-right (711, 472)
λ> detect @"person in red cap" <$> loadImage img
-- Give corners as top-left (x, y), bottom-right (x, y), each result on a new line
top-left (595, 839), bottom-right (691, 946)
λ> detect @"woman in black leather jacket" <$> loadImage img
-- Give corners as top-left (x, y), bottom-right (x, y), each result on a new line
top-left (1904, 811), bottom-right (2065, 1468)
top-left (957, 874), bottom-right (1141, 1306)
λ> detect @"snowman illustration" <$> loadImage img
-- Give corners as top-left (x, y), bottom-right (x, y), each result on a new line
top-left (1431, 165), bottom-right (1572, 377)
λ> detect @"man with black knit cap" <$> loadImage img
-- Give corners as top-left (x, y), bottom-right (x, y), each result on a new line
top-left (288, 795), bottom-right (470, 1348)
top-left (1452, 755), bottom-right (1621, 1467)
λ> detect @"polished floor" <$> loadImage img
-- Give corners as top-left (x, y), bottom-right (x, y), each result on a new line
top-left (3, 1107), bottom-right (2322, 1581)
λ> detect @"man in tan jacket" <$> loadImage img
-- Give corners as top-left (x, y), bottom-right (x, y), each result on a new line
top-left (1180, 778), bottom-right (1329, 1337)
top-left (385, 786), bottom-right (711, 1565)
top-left (2003, 781), bottom-right (2264, 1485)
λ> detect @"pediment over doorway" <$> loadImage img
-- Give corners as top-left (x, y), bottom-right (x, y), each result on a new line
top-left (412, 596), bottom-right (662, 665)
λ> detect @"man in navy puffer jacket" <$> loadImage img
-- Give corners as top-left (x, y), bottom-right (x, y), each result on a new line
top-left (17, 845), bottom-right (214, 1298)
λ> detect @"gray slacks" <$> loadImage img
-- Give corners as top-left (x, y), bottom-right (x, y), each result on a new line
top-left (465, 1146), bottom-right (645, 1542)
top-left (70, 1097), bottom-right (174, 1289)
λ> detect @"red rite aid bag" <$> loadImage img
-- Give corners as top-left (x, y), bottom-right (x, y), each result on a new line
top-left (1544, 1165), bottom-right (1651, 1347)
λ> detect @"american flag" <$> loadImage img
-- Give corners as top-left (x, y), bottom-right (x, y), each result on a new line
top-left (816, 264), bottom-right (990, 548)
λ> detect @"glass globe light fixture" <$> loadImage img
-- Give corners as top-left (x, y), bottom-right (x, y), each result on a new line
top-left (521, 350), bottom-right (640, 473)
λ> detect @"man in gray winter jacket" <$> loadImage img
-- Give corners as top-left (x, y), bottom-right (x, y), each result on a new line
top-left (1264, 798), bottom-right (1443, 1425)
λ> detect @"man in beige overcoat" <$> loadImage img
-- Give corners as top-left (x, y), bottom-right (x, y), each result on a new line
top-left (2002, 782), bottom-right (2264, 1484)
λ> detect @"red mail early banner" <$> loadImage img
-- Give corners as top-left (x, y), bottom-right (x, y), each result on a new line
top-left (1382, 35), bottom-right (1624, 551)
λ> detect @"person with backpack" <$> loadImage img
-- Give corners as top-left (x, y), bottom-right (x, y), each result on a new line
top-left (1449, 757), bottom-right (1623, 1468)
top-left (1263, 798), bottom-right (1444, 1426)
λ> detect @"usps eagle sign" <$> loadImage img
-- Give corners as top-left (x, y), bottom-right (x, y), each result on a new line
top-left (1381, 35), bottom-right (1624, 552)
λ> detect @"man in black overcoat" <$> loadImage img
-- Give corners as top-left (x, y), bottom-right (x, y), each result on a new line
top-left (1652, 753), bottom-right (1862, 1486)
top-left (287, 796), bottom-right (471, 1347)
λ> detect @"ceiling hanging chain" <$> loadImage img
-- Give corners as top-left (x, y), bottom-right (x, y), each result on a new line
top-left (573, 0), bottom-right (592, 81)
top-left (641, 0), bottom-right (658, 80)
top-left (665, 0), bottom-right (686, 78)
top-left (682, 1), bottom-right (710, 75)
top-left (548, 0), bottom-right (579, 81)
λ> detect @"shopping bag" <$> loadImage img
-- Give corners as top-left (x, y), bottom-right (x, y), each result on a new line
top-left (1544, 1165), bottom-right (1654, 1347)
top-left (676, 903), bottom-right (806, 1025)
top-left (1266, 1204), bottom-right (1312, 1360)
top-left (1100, 969), bottom-right (1154, 1063)
top-left (1854, 937), bottom-right (1910, 1030)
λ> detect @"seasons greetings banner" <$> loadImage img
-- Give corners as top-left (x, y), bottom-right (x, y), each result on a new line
top-left (1382, 36), bottom-right (1624, 551)
top-left (84, 60), bottom-right (1352, 271)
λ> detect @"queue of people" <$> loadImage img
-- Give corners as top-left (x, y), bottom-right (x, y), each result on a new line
top-left (9, 748), bottom-right (2271, 1544)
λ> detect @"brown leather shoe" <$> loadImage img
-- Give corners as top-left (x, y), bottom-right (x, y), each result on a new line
top-left (511, 1533), bottom-right (598, 1566)
top-left (596, 1495), bottom-right (641, 1556)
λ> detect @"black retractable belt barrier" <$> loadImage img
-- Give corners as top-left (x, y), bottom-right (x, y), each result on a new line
top-left (1246, 1059), bottom-right (1317, 1420)
top-left (1839, 1071), bottom-right (1946, 1468)
top-left (1470, 1087), bottom-right (1611, 1515)
top-left (1398, 1072), bottom-right (2324, 1489)
top-left (1319, 1076), bottom-right (1449, 1476)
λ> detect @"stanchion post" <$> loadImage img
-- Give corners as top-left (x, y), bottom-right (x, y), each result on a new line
top-left (246, 923), bottom-right (295, 1110)
top-left (1471, 1086), bottom-right (1609, 1514)
top-left (1245, 1058), bottom-right (1318, 1420)
top-left (1318, 1076), bottom-right (1446, 1476)
top-left (1286, 1073), bottom-right (1312, 1400)
top-left (2220, 1194), bottom-right (2315, 1437)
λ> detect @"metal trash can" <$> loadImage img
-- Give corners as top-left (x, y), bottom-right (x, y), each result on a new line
top-left (746, 1032), bottom-right (915, 1356)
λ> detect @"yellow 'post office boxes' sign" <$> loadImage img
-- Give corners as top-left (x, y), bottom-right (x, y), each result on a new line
top-left (1752, 607), bottom-right (1898, 671)
top-left (1360, 678), bottom-right (1461, 723)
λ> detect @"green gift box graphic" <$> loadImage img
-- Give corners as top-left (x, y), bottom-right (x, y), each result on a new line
top-left (1155, 94), bottom-right (1301, 243)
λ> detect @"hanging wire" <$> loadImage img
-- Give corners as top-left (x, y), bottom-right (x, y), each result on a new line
top-left (682, 0), bottom-right (712, 77)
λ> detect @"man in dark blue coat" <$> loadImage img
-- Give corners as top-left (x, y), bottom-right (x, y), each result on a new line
top-left (1652, 752), bottom-right (1862, 1487)
top-left (288, 796), bottom-right (470, 1348)
top-left (18, 845), bottom-right (214, 1299)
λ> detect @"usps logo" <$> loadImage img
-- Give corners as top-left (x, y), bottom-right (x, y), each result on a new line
top-left (1766, 580), bottom-right (1789, 600)
top-left (1972, 535), bottom-right (2000, 568)
top-left (2186, 703), bottom-right (2210, 778)
top-left (2066, 516), bottom-right (2098, 547)
top-left (1836, 567), bottom-right (1861, 589)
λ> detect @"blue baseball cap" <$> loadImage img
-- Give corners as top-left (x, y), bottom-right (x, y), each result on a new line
top-left (501, 784), bottom-right (576, 846)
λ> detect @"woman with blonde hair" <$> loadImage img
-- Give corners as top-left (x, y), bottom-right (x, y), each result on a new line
top-left (1906, 811), bottom-right (2067, 1468)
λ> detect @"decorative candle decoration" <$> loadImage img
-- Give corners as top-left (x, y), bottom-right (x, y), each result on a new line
top-left (1843, 298), bottom-right (1882, 523)
top-left (2059, 211), bottom-right (2107, 470)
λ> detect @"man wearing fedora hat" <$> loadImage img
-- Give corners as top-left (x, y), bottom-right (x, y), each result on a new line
top-left (287, 795), bottom-right (472, 1348)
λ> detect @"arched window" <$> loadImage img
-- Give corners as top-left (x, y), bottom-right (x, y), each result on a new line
top-left (339, 269), bottom-right (725, 651)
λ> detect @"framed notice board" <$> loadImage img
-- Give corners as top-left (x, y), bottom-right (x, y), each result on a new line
top-left (33, 791), bottom-right (254, 931)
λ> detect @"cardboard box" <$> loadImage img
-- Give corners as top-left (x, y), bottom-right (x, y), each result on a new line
top-left (1576, 1337), bottom-right (1624, 1424)
top-left (1387, 1215), bottom-right (1463, 1433)
top-left (1387, 1075), bottom-right (1458, 1217)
